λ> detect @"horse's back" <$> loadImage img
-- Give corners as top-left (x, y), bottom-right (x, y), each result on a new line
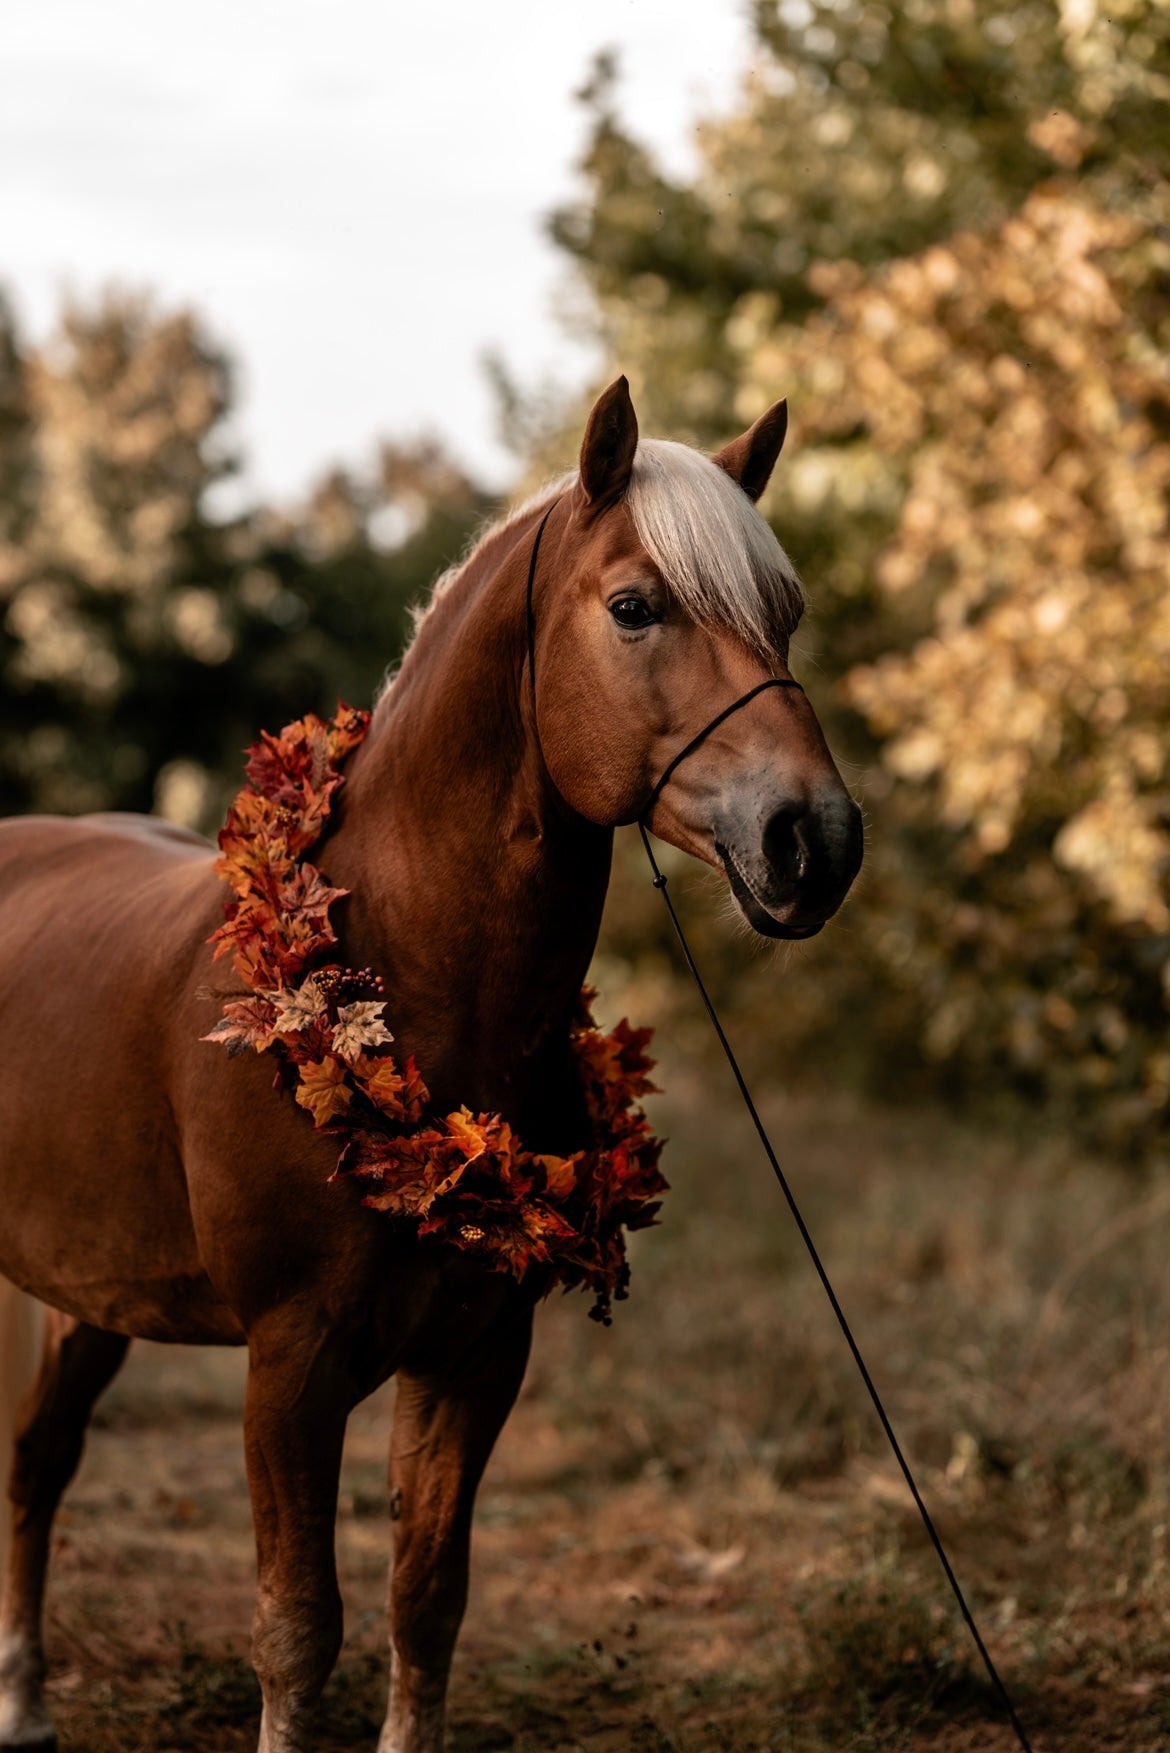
top-left (0, 810), bottom-right (216, 1025)
top-left (0, 812), bottom-right (240, 1340)
top-left (0, 807), bottom-right (211, 878)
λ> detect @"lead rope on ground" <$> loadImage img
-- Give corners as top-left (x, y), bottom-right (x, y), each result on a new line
top-left (637, 821), bottom-right (1035, 1753)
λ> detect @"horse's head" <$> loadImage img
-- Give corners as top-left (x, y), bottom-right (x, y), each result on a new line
top-left (529, 377), bottom-right (863, 940)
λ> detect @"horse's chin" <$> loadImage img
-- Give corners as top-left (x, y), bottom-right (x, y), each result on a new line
top-left (717, 844), bottom-right (827, 941)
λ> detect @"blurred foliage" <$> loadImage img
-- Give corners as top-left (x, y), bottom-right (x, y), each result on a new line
top-left (0, 290), bottom-right (492, 827)
top-left (537, 0), bottom-right (1170, 1153)
top-left (795, 194), bottom-right (1170, 1145)
top-left (544, 0), bottom-right (1168, 448)
top-left (2, 0), bottom-right (1167, 1154)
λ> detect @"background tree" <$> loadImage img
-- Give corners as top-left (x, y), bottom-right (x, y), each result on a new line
top-left (548, 0), bottom-right (1167, 443)
top-left (529, 0), bottom-right (1170, 1150)
top-left (3, 1), bottom-right (1166, 1148)
top-left (0, 292), bottom-right (493, 827)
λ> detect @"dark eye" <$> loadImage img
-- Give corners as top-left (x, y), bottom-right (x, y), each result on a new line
top-left (609, 595), bottom-right (657, 631)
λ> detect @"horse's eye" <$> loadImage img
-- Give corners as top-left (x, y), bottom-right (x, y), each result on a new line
top-left (609, 596), bottom-right (656, 631)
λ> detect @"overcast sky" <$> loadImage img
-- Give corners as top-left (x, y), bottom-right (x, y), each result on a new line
top-left (2, 1), bottom-right (751, 501)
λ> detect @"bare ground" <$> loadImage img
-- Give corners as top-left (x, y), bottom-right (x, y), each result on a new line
top-left (34, 1081), bottom-right (1170, 1751)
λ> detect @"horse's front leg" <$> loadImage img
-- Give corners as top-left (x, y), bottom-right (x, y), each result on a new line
top-left (379, 1296), bottom-right (533, 1753)
top-left (244, 1316), bottom-right (352, 1753)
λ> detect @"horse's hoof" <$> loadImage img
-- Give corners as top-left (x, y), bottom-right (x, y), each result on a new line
top-left (0, 1707), bottom-right (57, 1751)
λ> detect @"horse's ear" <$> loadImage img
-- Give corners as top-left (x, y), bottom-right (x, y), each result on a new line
top-left (711, 399), bottom-right (788, 503)
top-left (578, 376), bottom-right (639, 508)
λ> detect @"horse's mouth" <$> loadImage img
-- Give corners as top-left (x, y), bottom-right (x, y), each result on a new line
top-left (716, 843), bottom-right (826, 941)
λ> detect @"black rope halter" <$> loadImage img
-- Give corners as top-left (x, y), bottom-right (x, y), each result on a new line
top-left (523, 493), bottom-right (804, 826)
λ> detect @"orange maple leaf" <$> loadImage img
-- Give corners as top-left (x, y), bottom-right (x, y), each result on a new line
top-left (276, 864), bottom-right (349, 928)
top-left (362, 1181), bottom-right (428, 1217)
top-left (244, 722), bottom-right (326, 802)
top-left (399, 1057), bottom-right (429, 1124)
top-left (444, 1107), bottom-right (493, 1162)
top-left (352, 1053), bottom-right (408, 1118)
top-left (327, 704), bottom-right (371, 760)
top-left (295, 1058), bottom-right (354, 1127)
top-left (610, 1017), bottom-right (658, 1094)
top-left (536, 1153), bottom-right (580, 1200)
top-left (214, 790), bottom-right (294, 873)
top-left (205, 705), bottom-right (666, 1320)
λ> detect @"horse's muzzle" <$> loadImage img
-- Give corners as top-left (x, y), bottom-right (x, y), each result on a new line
top-left (715, 791), bottom-right (863, 940)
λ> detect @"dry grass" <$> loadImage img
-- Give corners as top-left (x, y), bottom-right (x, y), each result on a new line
top-left (36, 1073), bottom-right (1170, 1750)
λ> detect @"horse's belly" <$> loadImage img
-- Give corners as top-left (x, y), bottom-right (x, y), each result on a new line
top-left (0, 815), bottom-right (241, 1342)
top-left (0, 1104), bottom-right (243, 1342)
top-left (5, 1266), bottom-right (245, 1345)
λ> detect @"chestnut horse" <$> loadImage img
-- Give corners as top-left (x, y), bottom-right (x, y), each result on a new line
top-left (0, 379), bottom-right (862, 1753)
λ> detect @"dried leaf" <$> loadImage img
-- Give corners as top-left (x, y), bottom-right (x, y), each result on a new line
top-left (331, 1000), bottom-right (393, 1062)
top-left (200, 996), bottom-right (276, 1056)
top-left (294, 1057), bottom-right (354, 1127)
top-left (204, 705), bottom-right (667, 1316)
top-left (264, 975), bottom-right (329, 1034)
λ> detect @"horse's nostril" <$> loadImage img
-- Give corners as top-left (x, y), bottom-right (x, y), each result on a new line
top-left (761, 804), bottom-right (807, 885)
top-left (794, 817), bottom-right (812, 881)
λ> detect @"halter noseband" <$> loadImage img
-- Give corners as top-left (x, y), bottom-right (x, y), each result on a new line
top-left (524, 493), bottom-right (804, 825)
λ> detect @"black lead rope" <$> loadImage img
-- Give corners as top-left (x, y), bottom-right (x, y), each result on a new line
top-left (526, 506), bottom-right (1033, 1750)
top-left (638, 826), bottom-right (1034, 1753)
top-left (526, 511), bottom-right (1031, 1745)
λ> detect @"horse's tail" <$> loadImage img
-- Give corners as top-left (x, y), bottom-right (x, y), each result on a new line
top-left (0, 1279), bottom-right (44, 1574)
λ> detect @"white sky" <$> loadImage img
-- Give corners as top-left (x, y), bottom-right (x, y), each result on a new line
top-left (2, 0), bottom-right (752, 502)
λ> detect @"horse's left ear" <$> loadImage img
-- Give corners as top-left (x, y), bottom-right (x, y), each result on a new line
top-left (578, 375), bottom-right (639, 509)
top-left (711, 399), bottom-right (788, 503)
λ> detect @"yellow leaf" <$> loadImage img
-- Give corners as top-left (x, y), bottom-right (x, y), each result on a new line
top-left (295, 1058), bottom-right (353, 1127)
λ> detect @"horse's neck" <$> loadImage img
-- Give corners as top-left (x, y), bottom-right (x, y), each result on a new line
top-left (324, 518), bottom-right (612, 1126)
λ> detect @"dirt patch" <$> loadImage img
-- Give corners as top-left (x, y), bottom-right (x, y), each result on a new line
top-left (35, 1087), bottom-right (1170, 1750)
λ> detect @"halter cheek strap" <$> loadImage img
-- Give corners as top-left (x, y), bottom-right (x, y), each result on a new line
top-left (524, 498), bottom-right (804, 824)
top-left (640, 675), bottom-right (803, 824)
top-left (525, 496), bottom-right (562, 701)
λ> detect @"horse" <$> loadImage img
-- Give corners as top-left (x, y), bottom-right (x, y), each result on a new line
top-left (0, 377), bottom-right (863, 1753)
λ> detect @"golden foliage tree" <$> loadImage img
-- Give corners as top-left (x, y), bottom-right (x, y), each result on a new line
top-left (782, 190), bottom-right (1170, 1142)
top-left (543, 1), bottom-right (1170, 1147)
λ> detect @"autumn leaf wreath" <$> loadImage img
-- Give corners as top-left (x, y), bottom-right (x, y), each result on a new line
top-left (203, 706), bottom-right (668, 1321)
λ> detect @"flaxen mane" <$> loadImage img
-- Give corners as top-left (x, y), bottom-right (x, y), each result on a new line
top-left (391, 438), bottom-right (803, 693)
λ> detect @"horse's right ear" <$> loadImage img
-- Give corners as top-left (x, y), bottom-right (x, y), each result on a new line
top-left (578, 376), bottom-right (639, 509)
top-left (711, 399), bottom-right (788, 503)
